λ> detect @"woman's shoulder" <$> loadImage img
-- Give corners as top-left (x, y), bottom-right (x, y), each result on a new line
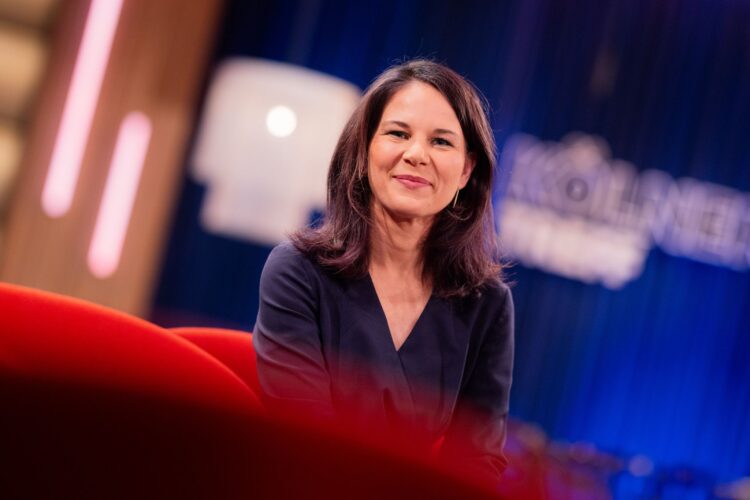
top-left (266, 240), bottom-right (305, 264)
top-left (455, 279), bottom-right (513, 317)
top-left (271, 239), bottom-right (331, 268)
top-left (259, 241), bottom-right (326, 303)
top-left (482, 280), bottom-right (512, 303)
top-left (456, 281), bottom-right (513, 346)
top-left (485, 280), bottom-right (513, 318)
top-left (262, 241), bottom-right (317, 282)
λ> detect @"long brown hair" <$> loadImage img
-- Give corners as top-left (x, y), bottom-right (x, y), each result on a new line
top-left (291, 59), bottom-right (501, 298)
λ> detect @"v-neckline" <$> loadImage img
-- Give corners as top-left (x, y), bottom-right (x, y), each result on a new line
top-left (366, 273), bottom-right (433, 353)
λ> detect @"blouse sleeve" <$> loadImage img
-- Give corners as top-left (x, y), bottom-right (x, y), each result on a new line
top-left (440, 284), bottom-right (515, 481)
top-left (252, 243), bottom-right (335, 420)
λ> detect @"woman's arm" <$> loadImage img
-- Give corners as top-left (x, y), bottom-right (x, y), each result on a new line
top-left (440, 285), bottom-right (515, 481)
top-left (253, 243), bottom-right (335, 419)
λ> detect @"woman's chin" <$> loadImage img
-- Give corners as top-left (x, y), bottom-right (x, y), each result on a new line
top-left (380, 203), bottom-right (438, 224)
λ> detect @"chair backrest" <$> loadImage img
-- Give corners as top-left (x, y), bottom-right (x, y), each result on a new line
top-left (0, 282), bottom-right (263, 497)
top-left (0, 282), bottom-right (260, 409)
top-left (170, 326), bottom-right (260, 397)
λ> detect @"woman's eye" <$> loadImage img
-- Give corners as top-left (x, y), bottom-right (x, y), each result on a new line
top-left (387, 130), bottom-right (408, 139)
top-left (433, 137), bottom-right (453, 147)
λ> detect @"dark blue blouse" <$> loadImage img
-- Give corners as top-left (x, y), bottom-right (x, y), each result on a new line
top-left (253, 241), bottom-right (514, 476)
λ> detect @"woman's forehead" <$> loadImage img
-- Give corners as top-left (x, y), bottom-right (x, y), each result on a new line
top-left (380, 81), bottom-right (461, 131)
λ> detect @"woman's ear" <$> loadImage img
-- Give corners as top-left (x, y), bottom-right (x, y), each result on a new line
top-left (459, 153), bottom-right (476, 189)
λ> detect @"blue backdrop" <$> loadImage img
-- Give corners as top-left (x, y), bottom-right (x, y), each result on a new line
top-left (152, 0), bottom-right (750, 490)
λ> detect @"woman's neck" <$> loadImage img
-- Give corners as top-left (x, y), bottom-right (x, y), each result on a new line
top-left (369, 203), bottom-right (432, 282)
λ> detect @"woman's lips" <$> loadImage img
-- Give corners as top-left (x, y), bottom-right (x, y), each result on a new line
top-left (393, 175), bottom-right (431, 189)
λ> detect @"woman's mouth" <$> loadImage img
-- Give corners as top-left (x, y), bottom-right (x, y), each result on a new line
top-left (393, 175), bottom-right (431, 189)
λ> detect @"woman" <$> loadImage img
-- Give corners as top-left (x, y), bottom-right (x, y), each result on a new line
top-left (253, 60), bottom-right (513, 479)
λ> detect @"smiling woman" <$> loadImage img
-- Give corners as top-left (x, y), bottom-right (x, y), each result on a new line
top-left (253, 60), bottom-right (513, 484)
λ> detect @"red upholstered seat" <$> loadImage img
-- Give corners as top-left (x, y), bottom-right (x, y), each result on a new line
top-left (170, 326), bottom-right (260, 397)
top-left (0, 282), bottom-right (501, 499)
top-left (0, 282), bottom-right (260, 409)
top-left (0, 282), bottom-right (263, 497)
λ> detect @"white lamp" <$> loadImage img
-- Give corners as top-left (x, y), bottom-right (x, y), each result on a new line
top-left (192, 58), bottom-right (361, 244)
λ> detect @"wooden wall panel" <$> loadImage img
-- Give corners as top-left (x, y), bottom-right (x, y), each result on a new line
top-left (0, 0), bottom-right (224, 316)
top-left (0, 0), bottom-right (59, 27)
top-left (0, 25), bottom-right (47, 118)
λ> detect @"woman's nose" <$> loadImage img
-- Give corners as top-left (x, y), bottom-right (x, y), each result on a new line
top-left (403, 140), bottom-right (428, 166)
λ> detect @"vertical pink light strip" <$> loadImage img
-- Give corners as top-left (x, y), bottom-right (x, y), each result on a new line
top-left (41, 0), bottom-right (125, 218)
top-left (87, 111), bottom-right (152, 279)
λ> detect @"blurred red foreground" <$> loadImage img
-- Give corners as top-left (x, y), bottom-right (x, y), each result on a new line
top-left (0, 283), bottom-right (548, 499)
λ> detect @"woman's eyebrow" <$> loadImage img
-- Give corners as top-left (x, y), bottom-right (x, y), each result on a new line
top-left (434, 128), bottom-right (458, 136)
top-left (383, 120), bottom-right (410, 128)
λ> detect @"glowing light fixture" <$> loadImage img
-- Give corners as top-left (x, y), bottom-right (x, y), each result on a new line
top-left (191, 58), bottom-right (361, 244)
top-left (87, 112), bottom-right (152, 279)
top-left (42, 0), bottom-right (124, 217)
top-left (265, 105), bottom-right (297, 138)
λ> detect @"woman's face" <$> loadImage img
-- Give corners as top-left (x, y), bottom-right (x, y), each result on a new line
top-left (367, 81), bottom-right (475, 222)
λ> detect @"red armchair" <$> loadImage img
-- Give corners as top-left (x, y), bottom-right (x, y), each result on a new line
top-left (0, 282), bottom-right (501, 499)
